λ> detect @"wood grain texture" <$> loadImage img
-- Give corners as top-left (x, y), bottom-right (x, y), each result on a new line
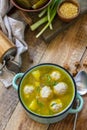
top-left (40, 15), bottom-right (87, 69)
top-left (2, 14), bottom-right (87, 130)
top-left (0, 4), bottom-right (87, 130)
top-left (0, 10), bottom-right (49, 130)
top-left (48, 51), bottom-right (87, 130)
top-left (0, 87), bottom-right (18, 130)
top-left (14, 0), bottom-right (87, 42)
top-left (19, 11), bottom-right (32, 25)
top-left (42, 0), bottom-right (87, 42)
top-left (47, 15), bottom-right (87, 130)
top-left (5, 103), bottom-right (49, 130)
top-left (74, 41), bottom-right (87, 130)
top-left (21, 28), bottom-right (48, 72)
top-left (0, 31), bottom-right (16, 62)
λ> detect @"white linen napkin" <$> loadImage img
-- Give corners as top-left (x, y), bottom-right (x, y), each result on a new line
top-left (0, 0), bottom-right (28, 88)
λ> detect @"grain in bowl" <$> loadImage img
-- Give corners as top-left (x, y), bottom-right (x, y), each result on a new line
top-left (57, 0), bottom-right (80, 22)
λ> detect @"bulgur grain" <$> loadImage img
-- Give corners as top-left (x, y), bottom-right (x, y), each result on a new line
top-left (59, 2), bottom-right (78, 18)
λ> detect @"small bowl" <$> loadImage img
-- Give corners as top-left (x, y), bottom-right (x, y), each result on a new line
top-left (11, 0), bottom-right (52, 12)
top-left (57, 0), bottom-right (80, 22)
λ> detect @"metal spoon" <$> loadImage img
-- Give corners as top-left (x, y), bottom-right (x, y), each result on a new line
top-left (75, 70), bottom-right (87, 95)
top-left (73, 100), bottom-right (79, 130)
top-left (73, 70), bottom-right (87, 130)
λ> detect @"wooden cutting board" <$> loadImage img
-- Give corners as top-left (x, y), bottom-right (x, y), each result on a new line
top-left (9, 0), bottom-right (87, 42)
top-left (26, 0), bottom-right (87, 42)
top-left (42, 0), bottom-right (87, 42)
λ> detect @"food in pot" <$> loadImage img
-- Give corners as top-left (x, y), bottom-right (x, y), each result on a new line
top-left (50, 99), bottom-right (62, 112)
top-left (59, 2), bottom-right (79, 18)
top-left (20, 65), bottom-right (74, 116)
top-left (23, 85), bottom-right (34, 94)
top-left (54, 82), bottom-right (67, 95)
top-left (32, 0), bottom-right (49, 9)
top-left (32, 70), bottom-right (40, 81)
top-left (50, 71), bottom-right (61, 80)
top-left (31, 0), bottom-right (39, 5)
top-left (15, 0), bottom-right (32, 9)
top-left (15, 0), bottom-right (49, 9)
top-left (40, 86), bottom-right (53, 99)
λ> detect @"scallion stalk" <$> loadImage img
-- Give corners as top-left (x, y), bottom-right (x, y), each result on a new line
top-left (30, 16), bottom-right (48, 31)
top-left (38, 8), bottom-right (47, 18)
top-left (36, 7), bottom-right (57, 38)
top-left (30, 0), bottom-right (62, 37)
top-left (47, 5), bottom-right (53, 30)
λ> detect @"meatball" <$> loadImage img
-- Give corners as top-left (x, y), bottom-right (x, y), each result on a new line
top-left (50, 99), bottom-right (62, 112)
top-left (40, 86), bottom-right (53, 99)
top-left (54, 82), bottom-right (67, 95)
top-left (50, 71), bottom-right (61, 80)
top-left (24, 85), bottom-right (34, 94)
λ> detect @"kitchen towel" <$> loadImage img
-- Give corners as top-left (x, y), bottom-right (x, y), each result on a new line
top-left (0, 0), bottom-right (28, 88)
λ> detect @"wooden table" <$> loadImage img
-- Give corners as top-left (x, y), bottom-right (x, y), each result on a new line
top-left (0, 12), bottom-right (87, 130)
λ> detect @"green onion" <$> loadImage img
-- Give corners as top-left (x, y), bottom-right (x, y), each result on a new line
top-left (36, 7), bottom-right (56, 38)
top-left (47, 5), bottom-right (53, 30)
top-left (37, 99), bottom-right (44, 107)
top-left (38, 8), bottom-right (47, 18)
top-left (30, 0), bottom-right (62, 37)
top-left (30, 16), bottom-right (48, 31)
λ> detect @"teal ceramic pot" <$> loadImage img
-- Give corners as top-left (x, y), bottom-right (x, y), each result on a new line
top-left (12, 63), bottom-right (83, 124)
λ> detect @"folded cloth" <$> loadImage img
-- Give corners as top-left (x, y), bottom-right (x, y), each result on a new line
top-left (0, 64), bottom-right (15, 88)
top-left (0, 0), bottom-right (12, 34)
top-left (0, 0), bottom-right (28, 88)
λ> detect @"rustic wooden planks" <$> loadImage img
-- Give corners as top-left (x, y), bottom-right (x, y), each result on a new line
top-left (0, 87), bottom-right (18, 130)
top-left (1, 13), bottom-right (87, 130)
top-left (5, 103), bottom-right (49, 130)
top-left (11, 0), bottom-right (87, 43)
top-left (0, 18), bottom-right (49, 130)
top-left (42, 0), bottom-right (87, 42)
top-left (23, 0), bottom-right (87, 42)
top-left (0, 9), bottom-right (49, 130)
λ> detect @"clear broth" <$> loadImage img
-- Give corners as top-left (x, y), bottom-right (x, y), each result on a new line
top-left (20, 65), bottom-right (75, 116)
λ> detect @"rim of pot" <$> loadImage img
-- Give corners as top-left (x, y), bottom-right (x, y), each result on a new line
top-left (18, 63), bottom-right (77, 118)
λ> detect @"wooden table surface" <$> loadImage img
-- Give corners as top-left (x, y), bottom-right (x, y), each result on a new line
top-left (0, 11), bottom-right (87, 130)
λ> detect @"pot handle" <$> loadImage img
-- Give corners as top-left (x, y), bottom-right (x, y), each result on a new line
top-left (12, 73), bottom-right (24, 91)
top-left (69, 93), bottom-right (84, 114)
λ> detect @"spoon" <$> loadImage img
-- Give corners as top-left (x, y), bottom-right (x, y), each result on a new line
top-left (74, 70), bottom-right (87, 95)
top-left (73, 99), bottom-right (79, 130)
top-left (73, 70), bottom-right (87, 130)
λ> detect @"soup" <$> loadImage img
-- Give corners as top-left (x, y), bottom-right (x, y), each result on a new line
top-left (20, 65), bottom-right (75, 116)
